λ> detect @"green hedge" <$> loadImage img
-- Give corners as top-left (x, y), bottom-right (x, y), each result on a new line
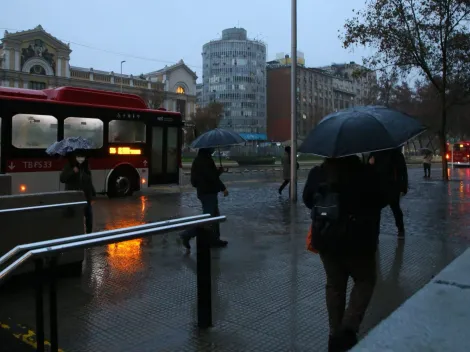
top-left (231, 156), bottom-right (277, 165)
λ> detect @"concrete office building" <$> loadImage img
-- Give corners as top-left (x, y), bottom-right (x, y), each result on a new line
top-left (201, 27), bottom-right (267, 141)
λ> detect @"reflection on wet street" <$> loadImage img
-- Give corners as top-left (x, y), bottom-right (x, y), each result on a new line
top-left (1, 167), bottom-right (470, 351)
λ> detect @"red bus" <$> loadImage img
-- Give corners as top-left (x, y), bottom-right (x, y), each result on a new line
top-left (0, 86), bottom-right (182, 197)
top-left (446, 141), bottom-right (470, 167)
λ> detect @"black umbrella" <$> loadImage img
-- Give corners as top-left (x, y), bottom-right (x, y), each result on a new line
top-left (420, 147), bottom-right (433, 155)
top-left (299, 106), bottom-right (426, 158)
top-left (190, 128), bottom-right (246, 166)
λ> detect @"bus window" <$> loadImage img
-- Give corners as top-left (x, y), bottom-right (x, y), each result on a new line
top-left (12, 114), bottom-right (58, 149)
top-left (454, 144), bottom-right (462, 151)
top-left (108, 120), bottom-right (146, 143)
top-left (64, 117), bottom-right (104, 148)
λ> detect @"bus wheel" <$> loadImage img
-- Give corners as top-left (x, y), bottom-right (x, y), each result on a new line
top-left (107, 168), bottom-right (138, 198)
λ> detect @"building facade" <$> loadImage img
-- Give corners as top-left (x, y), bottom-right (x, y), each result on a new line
top-left (201, 27), bottom-right (267, 138)
top-left (318, 62), bottom-right (377, 106)
top-left (267, 57), bottom-right (361, 142)
top-left (0, 26), bottom-right (197, 120)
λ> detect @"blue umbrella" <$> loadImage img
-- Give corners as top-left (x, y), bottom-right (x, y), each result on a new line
top-left (46, 136), bottom-right (93, 156)
top-left (299, 106), bottom-right (426, 158)
top-left (190, 128), bottom-right (246, 166)
top-left (191, 128), bottom-right (246, 148)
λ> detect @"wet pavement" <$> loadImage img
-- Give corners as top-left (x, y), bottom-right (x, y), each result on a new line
top-left (1, 167), bottom-right (470, 351)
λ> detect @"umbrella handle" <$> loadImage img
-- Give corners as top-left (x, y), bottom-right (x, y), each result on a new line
top-left (218, 147), bottom-right (222, 167)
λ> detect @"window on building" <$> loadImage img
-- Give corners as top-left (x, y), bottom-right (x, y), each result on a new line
top-left (109, 120), bottom-right (146, 143)
top-left (176, 86), bottom-right (185, 94)
top-left (30, 81), bottom-right (46, 90)
top-left (30, 65), bottom-right (46, 75)
top-left (64, 117), bottom-right (104, 148)
top-left (12, 114), bottom-right (57, 149)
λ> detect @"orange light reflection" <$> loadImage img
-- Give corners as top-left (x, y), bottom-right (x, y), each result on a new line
top-left (105, 219), bottom-right (146, 274)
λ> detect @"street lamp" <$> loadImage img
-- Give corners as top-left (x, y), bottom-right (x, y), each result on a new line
top-left (290, 0), bottom-right (298, 203)
top-left (120, 60), bottom-right (126, 93)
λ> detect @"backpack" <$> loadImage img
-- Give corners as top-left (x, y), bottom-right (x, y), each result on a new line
top-left (309, 175), bottom-right (348, 252)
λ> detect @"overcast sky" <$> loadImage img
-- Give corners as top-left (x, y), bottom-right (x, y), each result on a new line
top-left (2, 0), bottom-right (371, 82)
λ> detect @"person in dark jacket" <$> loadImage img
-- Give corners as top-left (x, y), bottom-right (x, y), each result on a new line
top-left (60, 153), bottom-right (96, 233)
top-left (369, 148), bottom-right (408, 239)
top-left (303, 156), bottom-right (385, 352)
top-left (180, 148), bottom-right (229, 251)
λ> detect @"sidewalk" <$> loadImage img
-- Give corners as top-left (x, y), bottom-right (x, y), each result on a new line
top-left (0, 168), bottom-right (469, 351)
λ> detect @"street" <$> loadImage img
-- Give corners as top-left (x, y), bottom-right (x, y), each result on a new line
top-left (0, 167), bottom-right (470, 351)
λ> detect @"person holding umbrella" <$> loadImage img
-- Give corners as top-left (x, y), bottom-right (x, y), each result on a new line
top-left (180, 128), bottom-right (245, 251)
top-left (60, 152), bottom-right (96, 233)
top-left (46, 137), bottom-right (95, 234)
top-left (422, 149), bottom-right (433, 178)
top-left (299, 106), bottom-right (425, 351)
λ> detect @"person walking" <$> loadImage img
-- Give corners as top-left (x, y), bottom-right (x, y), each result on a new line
top-left (423, 152), bottom-right (432, 178)
top-left (180, 148), bottom-right (229, 251)
top-left (303, 156), bottom-right (386, 352)
top-left (369, 148), bottom-right (408, 239)
top-left (279, 146), bottom-right (298, 195)
top-left (60, 152), bottom-right (95, 233)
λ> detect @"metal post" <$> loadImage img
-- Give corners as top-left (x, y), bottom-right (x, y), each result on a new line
top-left (196, 226), bottom-right (212, 328)
top-left (451, 147), bottom-right (454, 169)
top-left (290, 0), bottom-right (298, 203)
top-left (49, 257), bottom-right (59, 352)
top-left (120, 60), bottom-right (126, 93)
top-left (34, 259), bottom-right (45, 352)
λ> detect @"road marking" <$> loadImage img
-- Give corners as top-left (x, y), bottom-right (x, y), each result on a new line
top-left (0, 318), bottom-right (65, 352)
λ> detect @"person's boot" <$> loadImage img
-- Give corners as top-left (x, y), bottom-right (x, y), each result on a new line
top-left (397, 229), bottom-right (405, 240)
top-left (328, 334), bottom-right (342, 352)
top-left (210, 239), bottom-right (228, 248)
top-left (341, 329), bottom-right (358, 350)
top-left (179, 234), bottom-right (191, 251)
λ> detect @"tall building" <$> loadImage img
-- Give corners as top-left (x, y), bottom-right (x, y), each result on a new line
top-left (318, 62), bottom-right (377, 105)
top-left (201, 27), bottom-right (267, 140)
top-left (267, 56), bottom-right (358, 142)
top-left (0, 25), bottom-right (197, 120)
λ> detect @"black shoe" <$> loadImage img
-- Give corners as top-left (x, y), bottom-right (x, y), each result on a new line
top-left (341, 329), bottom-right (358, 350)
top-left (180, 234), bottom-right (191, 250)
top-left (210, 240), bottom-right (228, 248)
top-left (278, 188), bottom-right (282, 195)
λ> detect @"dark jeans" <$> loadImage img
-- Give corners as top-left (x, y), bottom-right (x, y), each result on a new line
top-left (182, 193), bottom-right (221, 242)
top-left (84, 203), bottom-right (93, 234)
top-left (279, 179), bottom-right (290, 193)
top-left (423, 163), bottom-right (431, 177)
top-left (389, 193), bottom-right (404, 232)
top-left (320, 252), bottom-right (377, 336)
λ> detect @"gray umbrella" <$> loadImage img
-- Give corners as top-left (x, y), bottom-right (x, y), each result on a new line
top-left (191, 128), bottom-right (246, 166)
top-left (299, 106), bottom-right (427, 157)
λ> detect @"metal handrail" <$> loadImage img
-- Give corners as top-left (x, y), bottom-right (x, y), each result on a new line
top-left (0, 201), bottom-right (87, 214)
top-left (0, 214), bottom-right (211, 268)
top-left (0, 215), bottom-right (226, 284)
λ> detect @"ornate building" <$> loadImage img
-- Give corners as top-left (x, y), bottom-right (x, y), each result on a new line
top-left (0, 25), bottom-right (197, 119)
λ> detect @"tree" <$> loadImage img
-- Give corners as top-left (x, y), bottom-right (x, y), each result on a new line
top-left (342, 0), bottom-right (470, 179)
top-left (139, 88), bottom-right (165, 109)
top-left (192, 102), bottom-right (224, 139)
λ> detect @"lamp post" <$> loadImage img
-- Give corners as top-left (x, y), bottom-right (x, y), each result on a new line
top-left (120, 60), bottom-right (126, 93)
top-left (290, 0), bottom-right (298, 203)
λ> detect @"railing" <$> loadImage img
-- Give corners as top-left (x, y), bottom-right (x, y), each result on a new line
top-left (0, 211), bottom-right (226, 352)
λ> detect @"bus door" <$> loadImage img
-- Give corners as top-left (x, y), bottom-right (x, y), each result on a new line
top-left (148, 124), bottom-right (180, 184)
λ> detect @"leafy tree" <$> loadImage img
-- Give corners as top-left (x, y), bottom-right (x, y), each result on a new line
top-left (342, 0), bottom-right (470, 179)
top-left (192, 102), bottom-right (224, 139)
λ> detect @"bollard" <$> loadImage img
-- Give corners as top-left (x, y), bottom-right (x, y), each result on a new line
top-left (34, 259), bottom-right (45, 352)
top-left (196, 226), bottom-right (212, 328)
top-left (49, 256), bottom-right (59, 352)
